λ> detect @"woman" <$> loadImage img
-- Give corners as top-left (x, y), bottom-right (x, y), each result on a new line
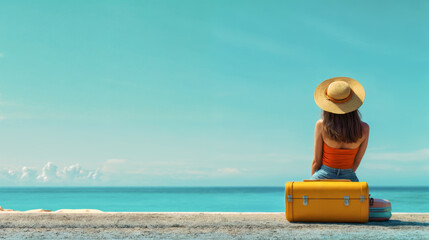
top-left (311, 77), bottom-right (369, 182)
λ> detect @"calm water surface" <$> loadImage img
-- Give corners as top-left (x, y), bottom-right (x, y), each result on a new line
top-left (1, 187), bottom-right (428, 212)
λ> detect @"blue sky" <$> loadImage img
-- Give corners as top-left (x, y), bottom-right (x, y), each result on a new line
top-left (0, 0), bottom-right (428, 186)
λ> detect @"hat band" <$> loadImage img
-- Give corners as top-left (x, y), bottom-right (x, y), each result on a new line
top-left (324, 88), bottom-right (354, 103)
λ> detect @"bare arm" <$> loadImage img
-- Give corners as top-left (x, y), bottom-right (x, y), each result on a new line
top-left (311, 120), bottom-right (324, 176)
top-left (353, 123), bottom-right (370, 172)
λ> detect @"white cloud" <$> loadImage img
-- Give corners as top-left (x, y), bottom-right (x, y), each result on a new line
top-left (56, 163), bottom-right (101, 183)
top-left (0, 169), bottom-right (18, 182)
top-left (36, 162), bottom-right (59, 182)
top-left (8, 170), bottom-right (18, 178)
top-left (87, 169), bottom-right (101, 180)
top-left (0, 162), bottom-right (101, 185)
top-left (21, 167), bottom-right (38, 181)
top-left (59, 164), bottom-right (82, 179)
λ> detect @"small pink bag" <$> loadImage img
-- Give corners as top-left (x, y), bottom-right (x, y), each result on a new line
top-left (369, 198), bottom-right (392, 221)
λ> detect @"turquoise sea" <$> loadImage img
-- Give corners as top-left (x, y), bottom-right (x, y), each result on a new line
top-left (1, 187), bottom-right (428, 212)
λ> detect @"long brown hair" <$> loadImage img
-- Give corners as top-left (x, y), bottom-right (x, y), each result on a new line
top-left (322, 110), bottom-right (363, 143)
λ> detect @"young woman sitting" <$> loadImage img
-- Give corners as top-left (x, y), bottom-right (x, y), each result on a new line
top-left (311, 77), bottom-right (369, 182)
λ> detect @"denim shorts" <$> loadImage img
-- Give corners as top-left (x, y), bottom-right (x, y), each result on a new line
top-left (311, 164), bottom-right (360, 182)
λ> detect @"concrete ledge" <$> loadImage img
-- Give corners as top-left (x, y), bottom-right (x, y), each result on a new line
top-left (0, 213), bottom-right (428, 239)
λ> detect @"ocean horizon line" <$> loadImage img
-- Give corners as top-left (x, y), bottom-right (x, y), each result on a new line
top-left (2, 186), bottom-right (427, 212)
top-left (1, 185), bottom-right (428, 188)
top-left (3, 212), bottom-right (429, 214)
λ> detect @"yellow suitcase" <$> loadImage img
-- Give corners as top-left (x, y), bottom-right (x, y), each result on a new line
top-left (285, 179), bottom-right (369, 223)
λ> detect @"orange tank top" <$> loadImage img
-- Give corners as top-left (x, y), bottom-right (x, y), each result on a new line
top-left (322, 142), bottom-right (359, 169)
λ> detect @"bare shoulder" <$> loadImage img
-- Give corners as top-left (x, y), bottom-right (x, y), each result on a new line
top-left (361, 121), bottom-right (370, 136)
top-left (315, 119), bottom-right (323, 133)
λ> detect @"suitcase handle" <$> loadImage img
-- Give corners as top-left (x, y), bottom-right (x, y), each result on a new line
top-left (303, 179), bottom-right (352, 182)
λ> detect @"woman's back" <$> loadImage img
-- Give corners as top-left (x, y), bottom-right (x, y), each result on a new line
top-left (311, 119), bottom-right (369, 181)
top-left (322, 121), bottom-right (369, 150)
top-left (313, 119), bottom-right (369, 171)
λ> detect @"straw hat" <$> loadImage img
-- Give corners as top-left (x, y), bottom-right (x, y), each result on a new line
top-left (314, 77), bottom-right (365, 114)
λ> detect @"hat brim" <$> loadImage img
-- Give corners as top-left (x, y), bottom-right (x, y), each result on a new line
top-left (314, 77), bottom-right (365, 114)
